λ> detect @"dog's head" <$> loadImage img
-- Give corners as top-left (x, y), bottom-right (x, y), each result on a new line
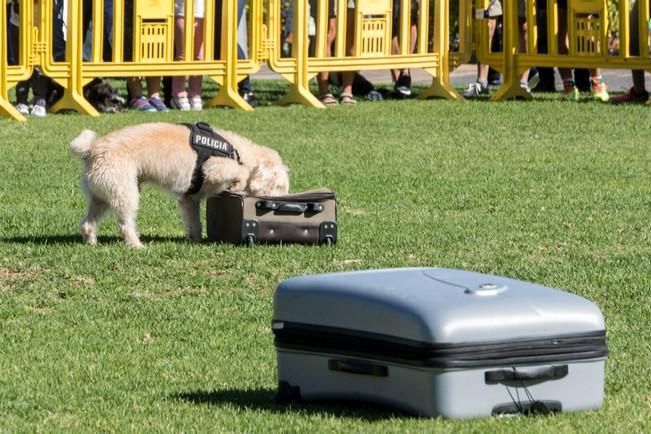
top-left (246, 159), bottom-right (289, 197)
top-left (84, 81), bottom-right (126, 113)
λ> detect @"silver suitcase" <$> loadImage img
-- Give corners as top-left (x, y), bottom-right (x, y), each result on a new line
top-left (272, 268), bottom-right (607, 419)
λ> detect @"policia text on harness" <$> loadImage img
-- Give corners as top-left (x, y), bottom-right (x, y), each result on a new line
top-left (182, 122), bottom-right (241, 195)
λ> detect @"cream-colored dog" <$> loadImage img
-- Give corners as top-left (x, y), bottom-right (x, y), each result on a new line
top-left (70, 122), bottom-right (289, 248)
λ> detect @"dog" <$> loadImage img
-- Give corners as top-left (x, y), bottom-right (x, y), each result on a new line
top-left (83, 78), bottom-right (126, 113)
top-left (70, 122), bottom-right (289, 248)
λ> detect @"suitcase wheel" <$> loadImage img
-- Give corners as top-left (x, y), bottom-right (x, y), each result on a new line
top-left (322, 235), bottom-right (334, 246)
top-left (245, 235), bottom-right (256, 247)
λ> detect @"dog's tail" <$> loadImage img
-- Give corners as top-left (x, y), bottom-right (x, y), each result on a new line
top-left (69, 129), bottom-right (97, 160)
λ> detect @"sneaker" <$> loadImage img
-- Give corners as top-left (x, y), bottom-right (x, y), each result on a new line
top-left (366, 89), bottom-right (383, 101)
top-left (610, 87), bottom-right (649, 104)
top-left (148, 96), bottom-right (169, 112)
top-left (15, 103), bottom-right (30, 115)
top-left (129, 96), bottom-right (157, 112)
top-left (394, 73), bottom-right (412, 97)
top-left (527, 70), bottom-right (540, 90)
top-left (561, 81), bottom-right (579, 101)
top-left (520, 81), bottom-right (532, 95)
top-left (590, 78), bottom-right (609, 102)
top-left (461, 81), bottom-right (489, 98)
top-left (31, 99), bottom-right (47, 117)
top-left (170, 96), bottom-right (191, 111)
top-left (189, 95), bottom-right (203, 111)
top-left (242, 92), bottom-right (258, 108)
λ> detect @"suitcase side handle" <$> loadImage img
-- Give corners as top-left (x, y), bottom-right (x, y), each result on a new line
top-left (484, 365), bottom-right (568, 384)
top-left (328, 359), bottom-right (388, 377)
top-left (256, 200), bottom-right (324, 214)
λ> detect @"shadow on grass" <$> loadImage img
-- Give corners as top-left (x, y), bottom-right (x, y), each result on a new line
top-left (173, 387), bottom-right (411, 421)
top-left (1, 234), bottom-right (186, 245)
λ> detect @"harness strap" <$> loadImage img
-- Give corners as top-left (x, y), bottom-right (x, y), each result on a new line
top-left (181, 122), bottom-right (241, 195)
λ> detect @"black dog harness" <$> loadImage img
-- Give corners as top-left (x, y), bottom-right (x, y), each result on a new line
top-left (182, 122), bottom-right (241, 195)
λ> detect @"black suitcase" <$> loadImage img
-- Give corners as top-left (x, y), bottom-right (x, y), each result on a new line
top-left (206, 189), bottom-right (337, 246)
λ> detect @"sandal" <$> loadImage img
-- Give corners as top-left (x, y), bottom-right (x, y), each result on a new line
top-left (319, 93), bottom-right (338, 106)
top-left (340, 93), bottom-right (357, 105)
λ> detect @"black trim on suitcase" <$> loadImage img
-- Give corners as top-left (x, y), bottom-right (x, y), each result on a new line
top-left (272, 321), bottom-right (607, 369)
top-left (492, 400), bottom-right (562, 416)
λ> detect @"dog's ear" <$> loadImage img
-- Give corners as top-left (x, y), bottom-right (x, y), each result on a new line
top-left (247, 161), bottom-right (289, 196)
top-left (202, 158), bottom-right (250, 193)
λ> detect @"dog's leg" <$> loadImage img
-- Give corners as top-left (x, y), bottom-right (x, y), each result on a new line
top-left (111, 183), bottom-right (143, 248)
top-left (178, 195), bottom-right (202, 242)
top-left (80, 195), bottom-right (109, 245)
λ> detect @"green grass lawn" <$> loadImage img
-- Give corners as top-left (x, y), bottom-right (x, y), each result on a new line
top-left (1, 84), bottom-right (650, 433)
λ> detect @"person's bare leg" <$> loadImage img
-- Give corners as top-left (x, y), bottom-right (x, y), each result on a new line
top-left (318, 17), bottom-right (337, 102)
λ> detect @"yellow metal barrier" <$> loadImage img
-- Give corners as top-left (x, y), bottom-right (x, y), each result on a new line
top-left (133, 0), bottom-right (175, 63)
top-left (0, 0), bottom-right (34, 121)
top-left (267, 0), bottom-right (469, 108)
top-left (1, 0), bottom-right (471, 119)
top-left (34, 0), bottom-right (263, 117)
top-left (474, 0), bottom-right (651, 101)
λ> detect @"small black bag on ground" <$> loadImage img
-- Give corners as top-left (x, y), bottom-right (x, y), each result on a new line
top-left (206, 189), bottom-right (337, 246)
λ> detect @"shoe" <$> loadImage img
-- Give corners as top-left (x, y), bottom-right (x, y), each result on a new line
top-left (242, 92), bottom-right (258, 108)
top-left (527, 71), bottom-right (540, 90)
top-left (394, 73), bottom-right (412, 97)
top-left (461, 82), bottom-right (489, 98)
top-left (561, 82), bottom-right (579, 101)
top-left (129, 96), bottom-right (157, 112)
top-left (170, 96), bottom-right (191, 111)
top-left (31, 99), bottom-right (47, 117)
top-left (610, 87), bottom-right (649, 104)
top-left (318, 93), bottom-right (338, 106)
top-left (15, 103), bottom-right (30, 115)
top-left (366, 90), bottom-right (383, 101)
top-left (590, 78), bottom-right (609, 102)
top-left (520, 81), bottom-right (532, 95)
top-left (149, 96), bottom-right (169, 112)
top-left (339, 92), bottom-right (357, 105)
top-left (189, 95), bottom-right (203, 111)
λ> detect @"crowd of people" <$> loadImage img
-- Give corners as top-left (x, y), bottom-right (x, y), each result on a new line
top-left (5, 0), bottom-right (650, 117)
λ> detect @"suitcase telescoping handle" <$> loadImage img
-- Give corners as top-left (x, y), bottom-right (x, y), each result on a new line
top-left (255, 200), bottom-right (324, 214)
top-left (484, 365), bottom-right (568, 384)
top-left (328, 359), bottom-right (388, 377)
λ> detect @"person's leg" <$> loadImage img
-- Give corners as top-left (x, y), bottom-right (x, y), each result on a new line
top-left (172, 16), bottom-right (188, 98)
top-left (146, 77), bottom-right (168, 111)
top-left (462, 19), bottom-right (496, 97)
top-left (518, 17), bottom-right (530, 89)
top-left (236, 0), bottom-right (256, 105)
top-left (589, 68), bottom-right (609, 101)
top-left (103, 0), bottom-right (114, 61)
top-left (188, 17), bottom-right (205, 110)
top-left (127, 78), bottom-right (156, 111)
top-left (611, 0), bottom-right (648, 102)
top-left (340, 6), bottom-right (356, 104)
top-left (556, 6), bottom-right (578, 99)
top-left (318, 16), bottom-right (337, 103)
top-left (391, 0), bottom-right (418, 95)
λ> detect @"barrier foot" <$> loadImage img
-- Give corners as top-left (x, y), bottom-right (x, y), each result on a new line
top-left (0, 98), bottom-right (27, 122)
top-left (50, 89), bottom-right (100, 116)
top-left (206, 85), bottom-right (254, 111)
top-left (277, 84), bottom-right (324, 108)
top-left (418, 79), bottom-right (462, 100)
top-left (491, 81), bottom-right (532, 101)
